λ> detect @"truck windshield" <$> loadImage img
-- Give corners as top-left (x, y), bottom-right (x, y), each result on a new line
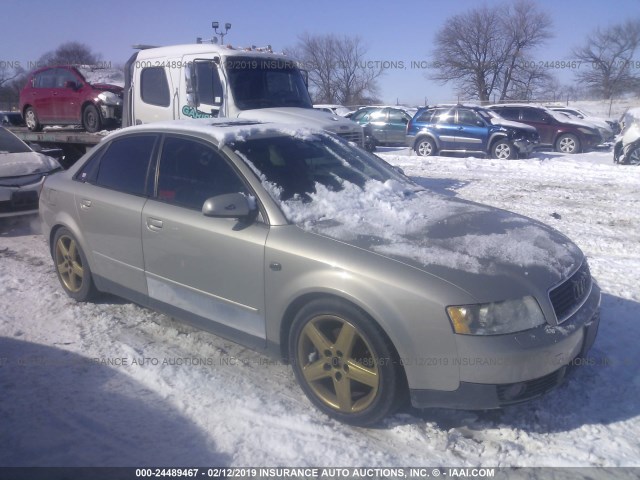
top-left (226, 57), bottom-right (313, 110)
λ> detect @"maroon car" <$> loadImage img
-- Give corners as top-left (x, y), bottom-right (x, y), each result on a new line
top-left (489, 104), bottom-right (602, 154)
top-left (19, 66), bottom-right (123, 133)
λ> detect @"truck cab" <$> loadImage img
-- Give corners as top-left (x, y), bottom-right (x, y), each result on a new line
top-left (123, 44), bottom-right (363, 145)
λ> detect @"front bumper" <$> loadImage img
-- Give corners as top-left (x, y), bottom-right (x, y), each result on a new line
top-left (410, 282), bottom-right (601, 409)
top-left (582, 133), bottom-right (603, 152)
top-left (513, 138), bottom-right (538, 154)
top-left (99, 103), bottom-right (122, 122)
top-left (0, 180), bottom-right (44, 218)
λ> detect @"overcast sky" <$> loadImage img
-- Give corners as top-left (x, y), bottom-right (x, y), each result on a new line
top-left (2, 0), bottom-right (639, 105)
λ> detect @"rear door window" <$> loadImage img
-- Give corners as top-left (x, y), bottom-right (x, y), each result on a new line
top-left (93, 135), bottom-right (157, 196)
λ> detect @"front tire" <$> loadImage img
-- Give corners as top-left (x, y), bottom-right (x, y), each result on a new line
top-left (24, 107), bottom-right (42, 132)
top-left (289, 298), bottom-right (403, 426)
top-left (415, 137), bottom-right (436, 156)
top-left (82, 104), bottom-right (102, 133)
top-left (53, 228), bottom-right (97, 301)
top-left (556, 133), bottom-right (581, 154)
top-left (492, 139), bottom-right (516, 159)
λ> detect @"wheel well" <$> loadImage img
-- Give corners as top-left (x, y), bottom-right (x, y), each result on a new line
top-left (414, 134), bottom-right (438, 150)
top-left (278, 293), bottom-right (408, 389)
top-left (489, 134), bottom-right (508, 149)
top-left (48, 224), bottom-right (64, 257)
top-left (22, 104), bottom-right (32, 116)
top-left (81, 101), bottom-right (98, 115)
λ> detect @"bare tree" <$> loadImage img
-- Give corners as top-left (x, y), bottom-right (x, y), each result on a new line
top-left (293, 34), bottom-right (383, 105)
top-left (573, 19), bottom-right (640, 99)
top-left (498, 0), bottom-right (553, 101)
top-left (430, 0), bottom-right (552, 103)
top-left (0, 64), bottom-right (26, 109)
top-left (38, 41), bottom-right (102, 67)
top-left (506, 60), bottom-right (555, 101)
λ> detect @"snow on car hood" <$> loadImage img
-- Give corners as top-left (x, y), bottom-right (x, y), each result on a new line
top-left (237, 107), bottom-right (361, 134)
top-left (0, 152), bottom-right (60, 177)
top-left (276, 179), bottom-right (582, 281)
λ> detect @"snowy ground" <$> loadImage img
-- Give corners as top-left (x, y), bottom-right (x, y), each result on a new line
top-left (0, 145), bottom-right (639, 469)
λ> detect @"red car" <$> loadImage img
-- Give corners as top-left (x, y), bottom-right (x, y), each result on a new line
top-left (19, 66), bottom-right (123, 133)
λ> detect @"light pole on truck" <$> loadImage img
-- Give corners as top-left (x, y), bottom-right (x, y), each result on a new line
top-left (212, 21), bottom-right (231, 44)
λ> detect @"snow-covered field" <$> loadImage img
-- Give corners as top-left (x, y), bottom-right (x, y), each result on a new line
top-left (1, 145), bottom-right (639, 469)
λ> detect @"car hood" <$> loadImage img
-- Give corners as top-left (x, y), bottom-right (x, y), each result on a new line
top-left (237, 107), bottom-right (362, 135)
top-left (281, 180), bottom-right (582, 298)
top-left (0, 152), bottom-right (61, 179)
top-left (90, 83), bottom-right (123, 94)
top-left (490, 118), bottom-right (537, 133)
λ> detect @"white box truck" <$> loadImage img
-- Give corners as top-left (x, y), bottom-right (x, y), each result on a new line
top-left (122, 43), bottom-right (364, 145)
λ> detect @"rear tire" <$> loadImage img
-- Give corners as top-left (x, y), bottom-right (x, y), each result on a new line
top-left (24, 107), bottom-right (42, 132)
top-left (53, 228), bottom-right (97, 302)
top-left (289, 298), bottom-right (404, 426)
top-left (555, 133), bottom-right (581, 154)
top-left (415, 137), bottom-right (436, 156)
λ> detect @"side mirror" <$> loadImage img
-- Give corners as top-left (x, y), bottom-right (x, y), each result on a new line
top-left (202, 193), bottom-right (251, 218)
top-left (65, 80), bottom-right (79, 90)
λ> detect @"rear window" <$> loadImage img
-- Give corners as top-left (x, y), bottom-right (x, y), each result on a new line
top-left (94, 135), bottom-right (156, 196)
top-left (494, 108), bottom-right (520, 121)
top-left (140, 67), bottom-right (170, 107)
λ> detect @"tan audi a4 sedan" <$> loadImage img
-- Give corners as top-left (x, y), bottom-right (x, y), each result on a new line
top-left (40, 119), bottom-right (601, 426)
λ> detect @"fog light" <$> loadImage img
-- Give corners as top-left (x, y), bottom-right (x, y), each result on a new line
top-left (501, 382), bottom-right (527, 400)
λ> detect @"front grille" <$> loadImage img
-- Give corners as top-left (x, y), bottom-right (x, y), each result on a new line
top-left (497, 368), bottom-right (565, 404)
top-left (338, 131), bottom-right (364, 146)
top-left (549, 261), bottom-right (592, 323)
top-left (0, 190), bottom-right (39, 213)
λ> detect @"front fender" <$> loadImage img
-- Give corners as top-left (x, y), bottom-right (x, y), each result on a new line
top-left (264, 225), bottom-right (473, 391)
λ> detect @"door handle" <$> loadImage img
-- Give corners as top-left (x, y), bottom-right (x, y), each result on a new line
top-left (80, 199), bottom-right (92, 209)
top-left (146, 218), bottom-right (163, 231)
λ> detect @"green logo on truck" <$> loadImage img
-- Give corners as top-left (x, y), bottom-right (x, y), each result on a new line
top-left (182, 105), bottom-right (213, 119)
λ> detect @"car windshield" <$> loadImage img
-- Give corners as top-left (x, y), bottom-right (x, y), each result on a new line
top-left (0, 127), bottom-right (32, 154)
top-left (231, 132), bottom-right (414, 201)
top-left (226, 57), bottom-right (313, 110)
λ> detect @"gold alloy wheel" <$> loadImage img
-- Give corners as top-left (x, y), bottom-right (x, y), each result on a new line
top-left (55, 235), bottom-right (84, 293)
top-left (297, 315), bottom-right (380, 413)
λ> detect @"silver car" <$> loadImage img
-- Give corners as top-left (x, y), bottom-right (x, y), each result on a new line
top-left (40, 119), bottom-right (601, 426)
top-left (1, 126), bottom-right (62, 218)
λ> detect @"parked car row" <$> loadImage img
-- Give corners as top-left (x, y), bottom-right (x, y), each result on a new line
top-left (345, 103), bottom-right (613, 158)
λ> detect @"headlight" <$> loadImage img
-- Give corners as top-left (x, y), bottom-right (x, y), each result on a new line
top-left (97, 91), bottom-right (121, 106)
top-left (447, 296), bottom-right (546, 335)
top-left (578, 127), bottom-right (597, 136)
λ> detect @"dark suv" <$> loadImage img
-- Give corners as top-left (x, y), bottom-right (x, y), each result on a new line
top-left (350, 106), bottom-right (413, 151)
top-left (20, 66), bottom-right (123, 133)
top-left (406, 105), bottom-right (539, 159)
top-left (489, 104), bottom-right (602, 154)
